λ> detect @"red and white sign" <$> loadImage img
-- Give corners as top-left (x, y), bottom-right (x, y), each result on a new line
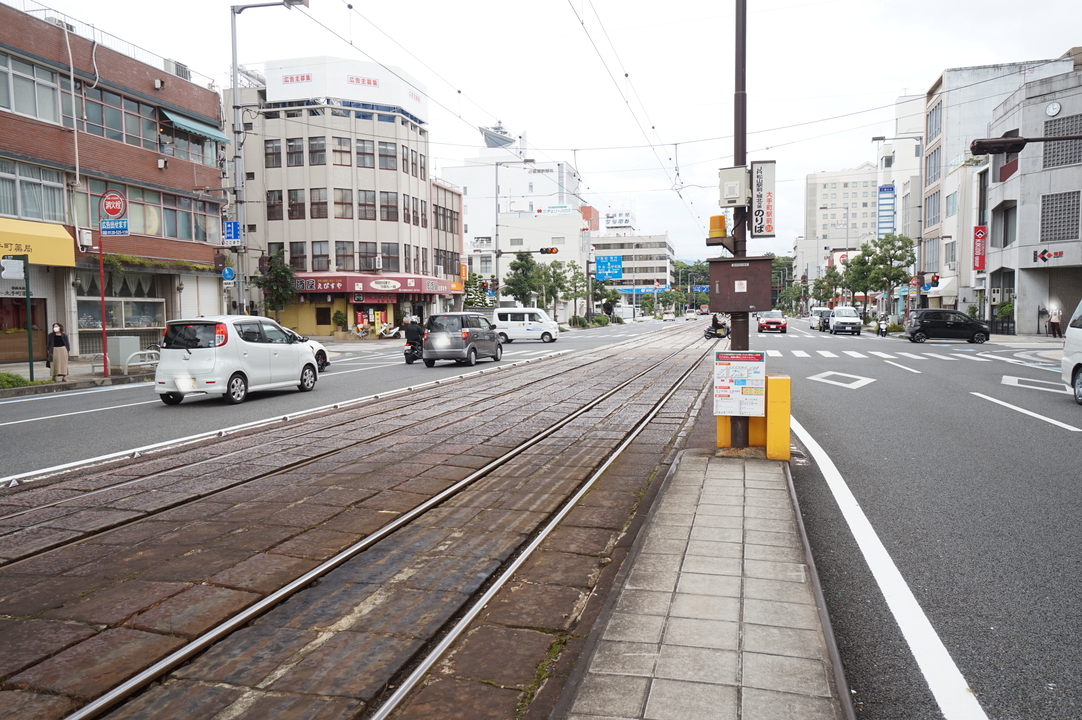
top-left (99, 190), bottom-right (127, 219)
top-left (347, 75), bottom-right (379, 87)
top-left (282, 73), bottom-right (312, 84)
top-left (973, 226), bottom-right (986, 270)
top-left (910, 277), bottom-right (920, 287)
top-left (750, 161), bottom-right (776, 238)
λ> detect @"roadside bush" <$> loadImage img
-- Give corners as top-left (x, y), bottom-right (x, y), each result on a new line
top-left (887, 323), bottom-right (905, 333)
top-left (0, 372), bottom-right (31, 389)
top-left (569, 315), bottom-right (589, 328)
top-left (612, 315), bottom-right (625, 324)
top-left (592, 315), bottom-right (610, 326)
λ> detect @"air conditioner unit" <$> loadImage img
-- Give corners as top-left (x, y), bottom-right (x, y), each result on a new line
top-left (947, 261), bottom-right (956, 271)
top-left (77, 228), bottom-right (93, 249)
top-left (989, 288), bottom-right (1002, 303)
top-left (45, 17), bottom-right (75, 32)
top-left (164, 59), bottom-right (190, 81)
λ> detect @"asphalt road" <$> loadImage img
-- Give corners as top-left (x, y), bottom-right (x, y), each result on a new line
top-left (766, 319), bottom-right (1081, 719)
top-left (0, 322), bottom-right (666, 480)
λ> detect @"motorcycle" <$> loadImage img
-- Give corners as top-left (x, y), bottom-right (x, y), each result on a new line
top-left (704, 326), bottom-right (728, 340)
top-left (404, 340), bottom-right (423, 364)
top-left (379, 323), bottom-right (402, 339)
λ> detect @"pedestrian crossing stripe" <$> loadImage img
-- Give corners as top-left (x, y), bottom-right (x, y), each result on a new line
top-left (921, 353), bottom-right (958, 361)
top-left (766, 350), bottom-right (782, 357)
top-left (954, 355), bottom-right (992, 362)
top-left (843, 351), bottom-right (867, 358)
top-left (816, 351), bottom-right (838, 357)
top-left (792, 350), bottom-right (810, 357)
top-left (868, 351), bottom-right (896, 359)
top-left (895, 352), bottom-right (925, 360)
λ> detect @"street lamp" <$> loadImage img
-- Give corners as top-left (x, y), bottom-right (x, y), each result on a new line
top-left (492, 158), bottom-right (534, 297)
top-left (231, 1), bottom-right (308, 316)
top-left (873, 134), bottom-right (923, 318)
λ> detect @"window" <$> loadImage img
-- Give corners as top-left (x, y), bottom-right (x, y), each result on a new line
top-left (402, 194), bottom-right (410, 223)
top-left (0, 160), bottom-right (65, 222)
top-left (509, 238), bottom-right (524, 246)
top-left (412, 196), bottom-right (420, 225)
top-left (1040, 191), bottom-right (1080, 242)
top-left (358, 242), bottom-right (376, 270)
top-left (336, 241), bottom-right (354, 271)
top-left (359, 190), bottom-right (376, 220)
top-left (309, 136), bottom-right (326, 165)
top-left (332, 137), bottom-right (351, 165)
top-left (0, 53), bottom-right (59, 123)
top-left (312, 241), bottom-right (330, 271)
top-left (288, 189), bottom-right (305, 219)
top-left (356, 139), bottom-right (374, 168)
top-left (289, 242), bottom-right (306, 270)
top-left (380, 191), bottom-right (398, 221)
top-left (421, 199), bottom-right (427, 228)
top-left (419, 154), bottom-right (426, 180)
top-left (552, 236), bottom-right (565, 245)
top-left (945, 192), bottom-right (957, 218)
top-left (310, 188), bottom-right (328, 218)
top-left (401, 144), bottom-right (409, 173)
top-left (411, 150), bottom-right (418, 176)
top-left (1044, 114), bottom-right (1082, 168)
top-left (927, 101), bottom-right (942, 141)
top-left (264, 139), bottom-right (281, 168)
top-left (266, 190), bottom-right (283, 221)
top-left (379, 142), bottom-right (397, 170)
top-left (925, 146), bottom-right (941, 185)
top-left (334, 188), bottom-right (352, 219)
top-left (944, 240), bottom-right (956, 264)
top-left (381, 243), bottom-right (400, 271)
top-left (287, 138), bottom-right (304, 166)
top-left (925, 191), bottom-right (940, 227)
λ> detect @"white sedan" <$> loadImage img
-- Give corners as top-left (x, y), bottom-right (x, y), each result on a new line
top-left (662, 312), bottom-right (676, 321)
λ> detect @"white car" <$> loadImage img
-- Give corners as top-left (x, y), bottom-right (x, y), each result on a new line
top-left (155, 315), bottom-right (318, 405)
top-left (684, 311), bottom-right (698, 321)
top-left (662, 312), bottom-right (676, 321)
top-left (1062, 298), bottom-right (1082, 405)
top-left (285, 329), bottom-right (329, 371)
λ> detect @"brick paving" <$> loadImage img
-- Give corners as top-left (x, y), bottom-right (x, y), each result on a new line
top-left (0, 335), bottom-right (709, 717)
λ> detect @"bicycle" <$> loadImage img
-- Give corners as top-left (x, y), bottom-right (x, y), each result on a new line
top-left (348, 324), bottom-right (371, 340)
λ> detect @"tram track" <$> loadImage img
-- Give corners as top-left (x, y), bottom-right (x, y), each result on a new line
top-left (0, 329), bottom-right (720, 719)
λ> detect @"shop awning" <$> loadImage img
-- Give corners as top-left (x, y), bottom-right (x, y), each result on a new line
top-left (928, 276), bottom-right (957, 299)
top-left (162, 109), bottom-right (230, 144)
top-left (0, 218), bottom-right (75, 267)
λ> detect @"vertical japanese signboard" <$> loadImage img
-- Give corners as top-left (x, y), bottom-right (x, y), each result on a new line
top-left (713, 351), bottom-right (766, 417)
top-left (749, 161), bottom-right (775, 238)
top-left (973, 226), bottom-right (986, 270)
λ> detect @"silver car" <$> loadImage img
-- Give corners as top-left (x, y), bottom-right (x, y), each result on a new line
top-left (422, 312), bottom-right (502, 367)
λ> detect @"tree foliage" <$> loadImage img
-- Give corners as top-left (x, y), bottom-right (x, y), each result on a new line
top-left (501, 252), bottom-right (542, 306)
top-left (251, 250), bottom-right (296, 322)
top-left (867, 234), bottom-right (916, 312)
top-left (539, 261), bottom-right (569, 317)
top-left (842, 245), bottom-right (876, 321)
top-left (563, 261), bottom-right (589, 318)
top-left (464, 272), bottom-right (493, 307)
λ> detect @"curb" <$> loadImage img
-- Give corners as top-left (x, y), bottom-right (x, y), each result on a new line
top-left (0, 372), bottom-right (154, 400)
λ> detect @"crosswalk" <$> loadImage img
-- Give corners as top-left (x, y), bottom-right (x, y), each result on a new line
top-left (761, 348), bottom-right (992, 362)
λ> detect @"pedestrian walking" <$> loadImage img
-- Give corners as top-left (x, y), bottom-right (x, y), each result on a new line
top-left (1048, 305), bottom-right (1064, 338)
top-left (47, 322), bottom-right (70, 382)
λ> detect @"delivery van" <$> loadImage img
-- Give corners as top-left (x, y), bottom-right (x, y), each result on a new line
top-left (492, 308), bottom-right (559, 343)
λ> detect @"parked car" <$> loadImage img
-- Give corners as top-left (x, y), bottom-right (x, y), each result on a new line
top-left (1062, 299), bottom-right (1082, 405)
top-left (827, 307), bottom-right (862, 335)
top-left (422, 312), bottom-right (502, 367)
top-left (155, 316), bottom-right (318, 405)
top-left (492, 308), bottom-right (559, 343)
top-left (757, 310), bottom-right (787, 333)
top-left (285, 329), bottom-right (329, 371)
top-left (662, 311), bottom-right (676, 321)
top-left (904, 308), bottom-right (990, 343)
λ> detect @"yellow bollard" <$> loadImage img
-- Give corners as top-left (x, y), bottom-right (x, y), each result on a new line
top-left (715, 374), bottom-right (790, 460)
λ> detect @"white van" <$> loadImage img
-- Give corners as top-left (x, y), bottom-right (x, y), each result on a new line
top-left (492, 308), bottom-right (559, 343)
top-left (1061, 298), bottom-right (1082, 404)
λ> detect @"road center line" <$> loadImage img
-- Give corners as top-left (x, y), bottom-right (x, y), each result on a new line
top-left (790, 417), bottom-right (990, 720)
top-left (884, 360), bottom-right (921, 374)
top-left (970, 392), bottom-right (1082, 431)
top-left (0, 400), bottom-right (161, 427)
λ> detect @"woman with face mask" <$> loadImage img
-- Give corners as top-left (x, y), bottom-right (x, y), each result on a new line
top-left (47, 322), bottom-right (70, 382)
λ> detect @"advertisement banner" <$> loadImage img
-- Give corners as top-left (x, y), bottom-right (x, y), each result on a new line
top-left (713, 351), bottom-right (766, 417)
top-left (749, 161), bottom-right (776, 238)
top-left (973, 226), bottom-right (986, 270)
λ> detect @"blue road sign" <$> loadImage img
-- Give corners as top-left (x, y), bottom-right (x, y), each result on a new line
top-left (595, 255), bottom-right (623, 280)
top-left (922, 283), bottom-right (931, 292)
top-left (224, 221), bottom-right (241, 241)
top-left (100, 219), bottom-right (129, 237)
top-left (222, 267), bottom-right (236, 281)
top-left (692, 285), bottom-right (709, 292)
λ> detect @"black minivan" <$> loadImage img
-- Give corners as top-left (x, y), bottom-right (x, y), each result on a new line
top-left (905, 309), bottom-right (990, 343)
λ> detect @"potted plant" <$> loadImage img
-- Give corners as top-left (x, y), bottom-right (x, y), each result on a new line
top-left (332, 310), bottom-right (348, 332)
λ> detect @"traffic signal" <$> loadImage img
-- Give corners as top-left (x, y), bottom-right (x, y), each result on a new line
top-left (258, 253), bottom-right (270, 274)
top-left (969, 137), bottom-right (1028, 155)
top-left (931, 274), bottom-right (940, 287)
top-left (481, 281), bottom-right (489, 291)
top-left (539, 247), bottom-right (559, 255)
top-left (214, 253), bottom-right (226, 272)
top-left (491, 279), bottom-right (499, 292)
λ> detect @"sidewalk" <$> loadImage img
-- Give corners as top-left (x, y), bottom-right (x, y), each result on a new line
top-left (0, 355), bottom-right (153, 398)
top-left (554, 450), bottom-right (852, 720)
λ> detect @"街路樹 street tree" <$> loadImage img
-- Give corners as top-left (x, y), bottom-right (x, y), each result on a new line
top-left (501, 252), bottom-right (543, 306)
top-left (465, 272), bottom-right (493, 307)
top-left (842, 244), bottom-right (876, 322)
top-left (594, 282), bottom-right (621, 317)
top-left (250, 250), bottom-right (295, 323)
top-left (539, 260), bottom-right (569, 318)
top-left (811, 265), bottom-right (844, 305)
top-left (868, 234), bottom-right (916, 317)
top-left (563, 261), bottom-right (588, 320)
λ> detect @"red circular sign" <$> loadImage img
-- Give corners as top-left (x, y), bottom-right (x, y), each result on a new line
top-left (99, 190), bottom-right (127, 219)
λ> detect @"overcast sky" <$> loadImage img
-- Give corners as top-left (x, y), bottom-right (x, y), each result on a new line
top-left (27, 0), bottom-right (1082, 262)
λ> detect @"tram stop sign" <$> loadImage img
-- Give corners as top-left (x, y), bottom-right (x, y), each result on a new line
top-left (99, 190), bottom-right (129, 236)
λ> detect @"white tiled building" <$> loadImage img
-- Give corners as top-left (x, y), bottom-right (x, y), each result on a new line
top-left (799, 162), bottom-right (877, 281)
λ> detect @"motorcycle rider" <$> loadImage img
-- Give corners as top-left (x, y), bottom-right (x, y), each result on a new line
top-left (404, 316), bottom-right (424, 353)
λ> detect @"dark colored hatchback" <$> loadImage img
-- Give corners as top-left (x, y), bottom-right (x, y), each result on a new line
top-left (905, 309), bottom-right (990, 344)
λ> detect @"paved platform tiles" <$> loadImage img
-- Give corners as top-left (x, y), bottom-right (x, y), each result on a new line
top-left (559, 450), bottom-right (846, 720)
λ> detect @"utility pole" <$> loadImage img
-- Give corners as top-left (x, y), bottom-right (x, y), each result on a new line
top-left (729, 0), bottom-right (750, 448)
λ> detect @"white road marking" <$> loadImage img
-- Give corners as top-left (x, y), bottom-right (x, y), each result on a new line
top-left (0, 382), bottom-right (153, 405)
top-left (806, 371), bottom-right (876, 389)
top-left (953, 354), bottom-right (992, 362)
top-left (884, 360), bottom-right (921, 374)
top-left (1000, 376), bottom-right (1072, 395)
top-left (971, 392), bottom-right (1081, 431)
top-left (792, 350), bottom-right (810, 357)
top-left (791, 418), bottom-right (990, 720)
top-left (843, 351), bottom-right (867, 358)
top-left (922, 353), bottom-right (958, 361)
top-left (766, 350), bottom-right (783, 357)
top-left (816, 350), bottom-right (839, 358)
top-left (0, 400), bottom-right (161, 427)
top-left (896, 352), bottom-right (926, 360)
top-left (868, 351), bottom-right (897, 359)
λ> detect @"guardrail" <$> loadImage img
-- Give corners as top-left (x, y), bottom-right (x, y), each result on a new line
top-left (122, 349), bottom-right (159, 375)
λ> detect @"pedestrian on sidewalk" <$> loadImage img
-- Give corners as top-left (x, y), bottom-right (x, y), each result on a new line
top-left (1048, 305), bottom-right (1064, 338)
top-left (46, 322), bottom-right (70, 382)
